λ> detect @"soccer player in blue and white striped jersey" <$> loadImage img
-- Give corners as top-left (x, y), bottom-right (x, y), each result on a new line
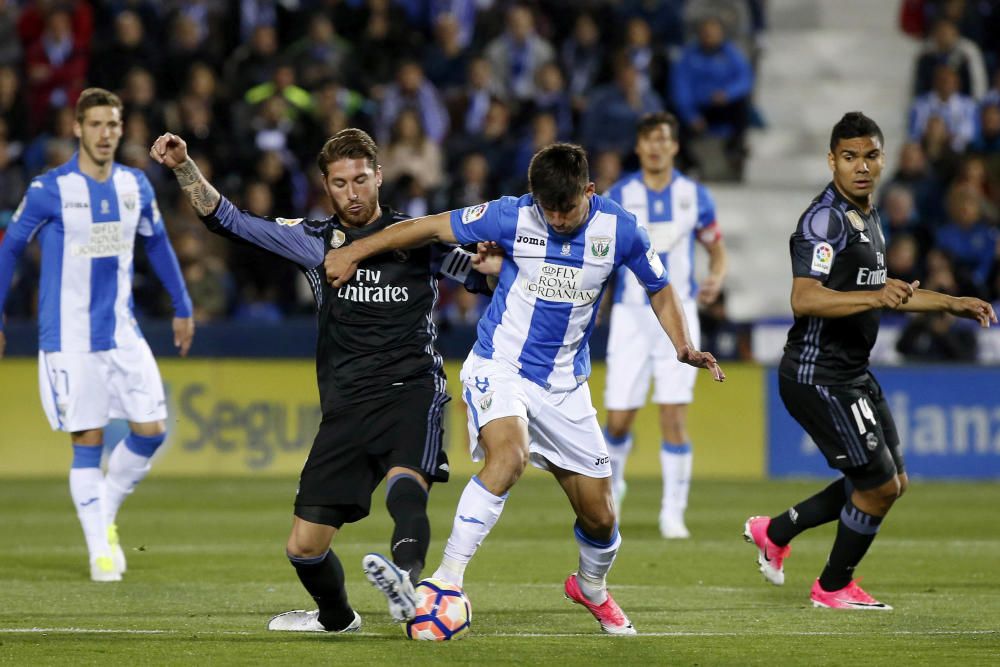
top-left (0, 89), bottom-right (194, 582)
top-left (603, 112), bottom-right (728, 539)
top-left (325, 143), bottom-right (725, 634)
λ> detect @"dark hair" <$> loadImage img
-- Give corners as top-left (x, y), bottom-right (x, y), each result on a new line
top-left (317, 128), bottom-right (378, 176)
top-left (637, 111), bottom-right (680, 142)
top-left (829, 112), bottom-right (884, 152)
top-left (75, 87), bottom-right (123, 122)
top-left (528, 143), bottom-right (590, 212)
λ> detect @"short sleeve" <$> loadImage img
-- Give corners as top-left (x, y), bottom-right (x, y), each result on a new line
top-left (790, 206), bottom-right (848, 282)
top-left (449, 197), bottom-right (518, 245)
top-left (622, 223), bottom-right (670, 293)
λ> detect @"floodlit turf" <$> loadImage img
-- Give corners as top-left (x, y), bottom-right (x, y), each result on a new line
top-left (1, 476), bottom-right (998, 665)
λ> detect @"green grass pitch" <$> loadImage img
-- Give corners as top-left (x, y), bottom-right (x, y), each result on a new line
top-left (1, 476), bottom-right (998, 665)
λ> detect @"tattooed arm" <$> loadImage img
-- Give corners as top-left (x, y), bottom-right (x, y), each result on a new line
top-left (149, 133), bottom-right (221, 216)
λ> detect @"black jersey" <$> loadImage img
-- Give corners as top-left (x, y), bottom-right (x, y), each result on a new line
top-left (779, 183), bottom-right (888, 385)
top-left (312, 210), bottom-right (452, 410)
top-left (200, 198), bottom-right (487, 411)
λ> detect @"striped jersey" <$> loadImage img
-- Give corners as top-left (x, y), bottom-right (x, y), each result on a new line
top-left (605, 169), bottom-right (719, 305)
top-left (0, 153), bottom-right (191, 352)
top-left (450, 194), bottom-right (669, 391)
top-left (779, 182), bottom-right (887, 385)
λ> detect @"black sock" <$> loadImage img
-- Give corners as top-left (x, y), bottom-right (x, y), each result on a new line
top-left (288, 550), bottom-right (355, 631)
top-left (767, 477), bottom-right (851, 547)
top-left (386, 475), bottom-right (430, 584)
top-left (818, 500), bottom-right (883, 592)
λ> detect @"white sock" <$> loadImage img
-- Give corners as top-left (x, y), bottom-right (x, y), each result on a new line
top-left (574, 523), bottom-right (622, 605)
top-left (70, 467), bottom-right (110, 560)
top-left (660, 442), bottom-right (692, 520)
top-left (604, 430), bottom-right (632, 493)
top-left (102, 436), bottom-right (155, 526)
top-left (433, 476), bottom-right (507, 587)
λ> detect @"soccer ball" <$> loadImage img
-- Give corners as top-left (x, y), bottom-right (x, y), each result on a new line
top-left (404, 578), bottom-right (472, 641)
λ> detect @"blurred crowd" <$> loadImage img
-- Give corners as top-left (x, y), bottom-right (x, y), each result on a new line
top-left (889, 0), bottom-right (1000, 361)
top-left (0, 0), bottom-right (765, 328)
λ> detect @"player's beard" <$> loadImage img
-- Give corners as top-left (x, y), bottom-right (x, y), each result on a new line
top-left (333, 197), bottom-right (378, 227)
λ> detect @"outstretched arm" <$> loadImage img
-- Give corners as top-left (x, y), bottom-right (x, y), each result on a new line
top-left (896, 289), bottom-right (997, 327)
top-left (325, 212), bottom-right (456, 287)
top-left (150, 133), bottom-right (324, 268)
top-left (649, 284), bottom-right (725, 382)
top-left (790, 276), bottom-right (920, 318)
top-left (150, 133), bottom-right (220, 216)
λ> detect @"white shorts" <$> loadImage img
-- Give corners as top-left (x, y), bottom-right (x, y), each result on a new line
top-left (460, 353), bottom-right (610, 479)
top-left (604, 300), bottom-right (701, 410)
top-left (38, 339), bottom-right (167, 432)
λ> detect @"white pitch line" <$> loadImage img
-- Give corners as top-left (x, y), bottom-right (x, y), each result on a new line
top-left (1, 628), bottom-right (996, 638)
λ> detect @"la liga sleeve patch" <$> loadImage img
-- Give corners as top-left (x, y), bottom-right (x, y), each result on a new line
top-left (811, 242), bottom-right (834, 274)
top-left (461, 202), bottom-right (489, 224)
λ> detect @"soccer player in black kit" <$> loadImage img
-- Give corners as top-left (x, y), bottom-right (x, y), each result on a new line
top-left (150, 129), bottom-right (497, 632)
top-left (743, 112), bottom-right (996, 609)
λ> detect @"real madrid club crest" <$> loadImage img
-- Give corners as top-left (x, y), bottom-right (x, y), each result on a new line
top-left (394, 249), bottom-right (410, 262)
top-left (846, 210), bottom-right (866, 232)
top-left (330, 229), bottom-right (347, 248)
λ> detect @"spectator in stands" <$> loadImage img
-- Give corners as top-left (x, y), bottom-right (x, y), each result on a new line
top-left (897, 310), bottom-right (978, 362)
top-left (485, 3), bottom-right (555, 102)
top-left (450, 56), bottom-right (506, 138)
top-left (356, 0), bottom-right (422, 95)
top-left (970, 103), bottom-right (1000, 155)
top-left (376, 60), bottom-right (449, 144)
top-left (511, 112), bottom-right (558, 187)
top-left (423, 12), bottom-right (471, 95)
top-left (381, 108), bottom-right (445, 193)
top-left (283, 12), bottom-right (354, 91)
top-left (580, 56), bottom-right (664, 155)
top-left (161, 12), bottom-right (219, 97)
top-left (22, 105), bottom-right (75, 177)
top-left (173, 230), bottom-right (230, 322)
top-left (90, 10), bottom-right (160, 91)
top-left (617, 0), bottom-right (686, 48)
top-left (120, 66), bottom-right (167, 135)
top-left (24, 8), bottom-right (88, 131)
top-left (526, 62), bottom-right (573, 139)
top-left (935, 187), bottom-right (997, 288)
top-left (453, 98), bottom-right (516, 184)
top-left (952, 155), bottom-right (998, 222)
top-left (684, 0), bottom-right (756, 63)
top-left (224, 25), bottom-right (280, 98)
top-left (921, 115), bottom-right (962, 186)
top-left (909, 64), bottom-right (978, 152)
top-left (670, 16), bottom-right (753, 160)
top-left (0, 135), bottom-right (24, 225)
top-left (0, 65), bottom-right (29, 145)
top-left (560, 12), bottom-right (604, 115)
top-left (245, 62), bottom-right (313, 120)
top-left (883, 142), bottom-right (946, 222)
top-left (886, 233), bottom-right (923, 285)
top-left (880, 184), bottom-right (933, 251)
top-left (0, 0), bottom-right (22, 67)
top-left (593, 149), bottom-right (624, 195)
top-left (447, 151), bottom-right (494, 210)
top-left (623, 16), bottom-right (670, 96)
top-left (912, 18), bottom-right (987, 98)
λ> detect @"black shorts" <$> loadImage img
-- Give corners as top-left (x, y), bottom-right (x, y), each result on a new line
top-left (294, 382), bottom-right (450, 527)
top-left (778, 373), bottom-right (905, 490)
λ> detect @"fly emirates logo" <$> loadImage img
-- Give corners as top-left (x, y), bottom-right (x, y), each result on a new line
top-left (523, 263), bottom-right (598, 305)
top-left (337, 268), bottom-right (410, 303)
top-left (856, 267), bottom-right (887, 286)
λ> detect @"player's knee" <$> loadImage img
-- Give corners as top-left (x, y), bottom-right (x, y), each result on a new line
top-left (896, 474), bottom-right (909, 499)
top-left (604, 418), bottom-right (631, 441)
top-left (578, 511), bottom-right (616, 543)
top-left (285, 534), bottom-right (329, 559)
top-left (386, 474), bottom-right (428, 520)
